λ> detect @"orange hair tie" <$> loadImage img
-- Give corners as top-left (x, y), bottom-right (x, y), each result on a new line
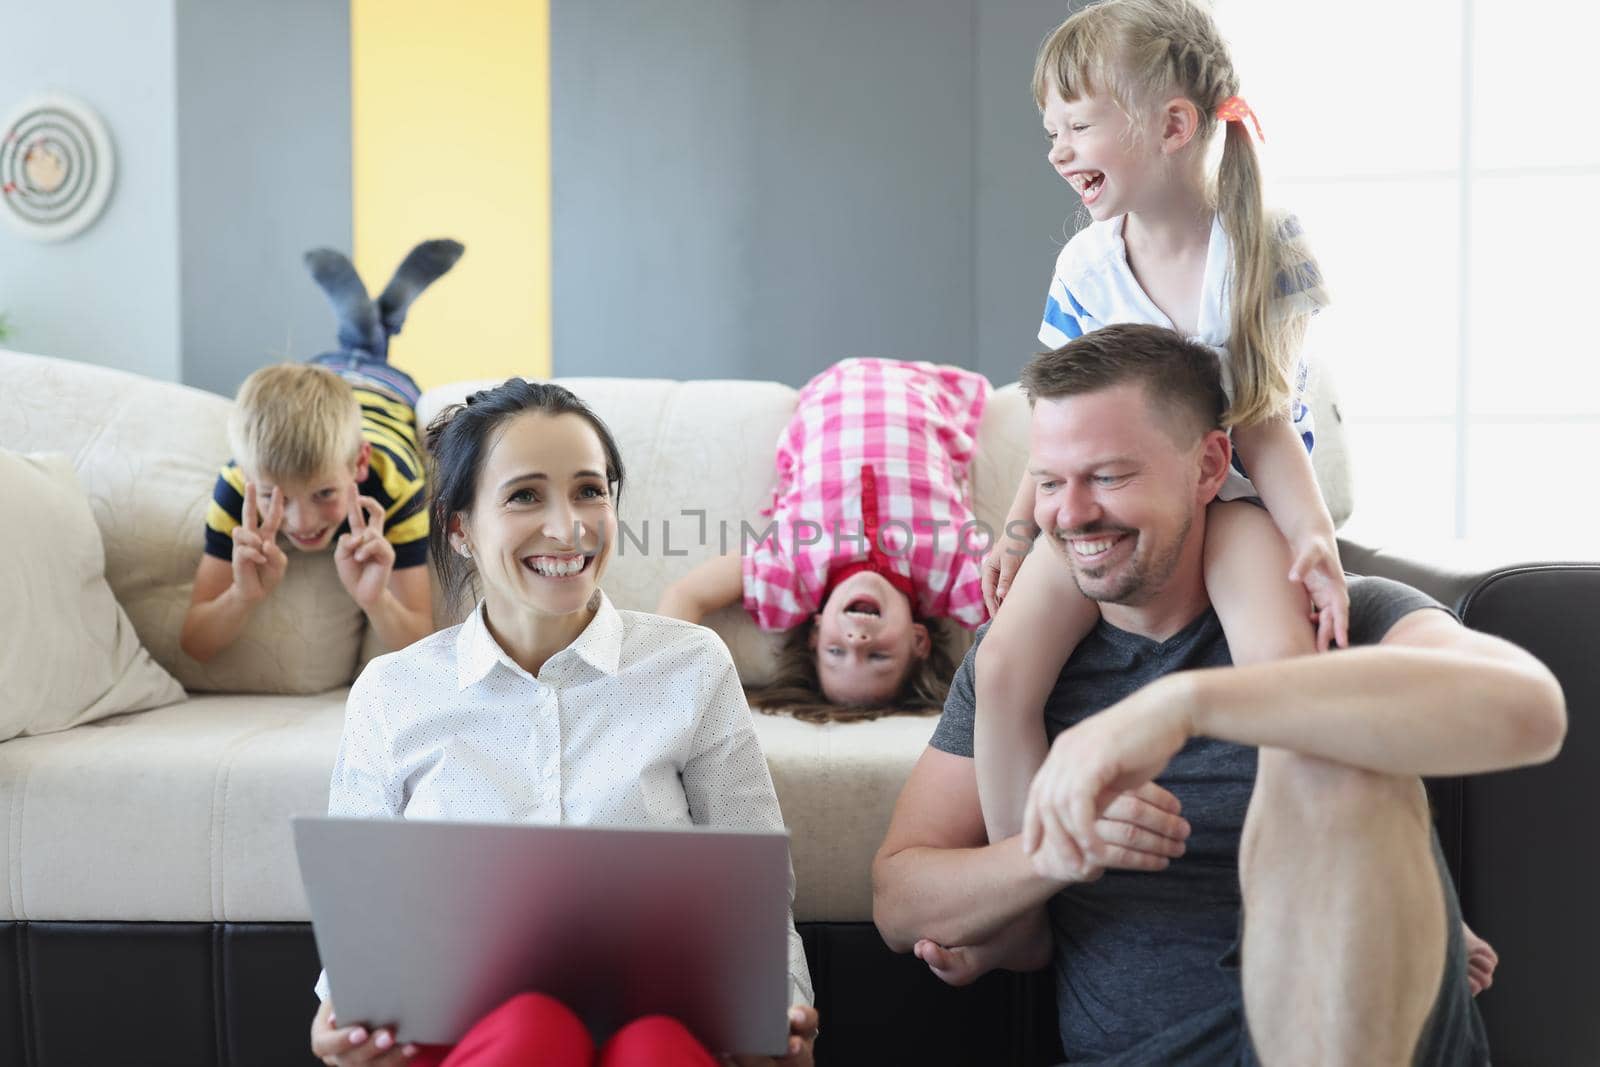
top-left (1215, 96), bottom-right (1265, 142)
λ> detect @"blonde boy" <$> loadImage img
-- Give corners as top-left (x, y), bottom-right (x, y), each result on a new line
top-left (180, 363), bottom-right (433, 660)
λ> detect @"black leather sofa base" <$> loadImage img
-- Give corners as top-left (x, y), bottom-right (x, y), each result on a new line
top-left (1339, 544), bottom-right (1600, 1066)
top-left (0, 921), bottom-right (1062, 1067)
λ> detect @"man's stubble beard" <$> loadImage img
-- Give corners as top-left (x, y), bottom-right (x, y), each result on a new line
top-left (1061, 511), bottom-right (1193, 607)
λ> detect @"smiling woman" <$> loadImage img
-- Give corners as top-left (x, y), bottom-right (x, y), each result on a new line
top-left (424, 380), bottom-right (623, 627)
top-left (305, 377), bottom-right (819, 1066)
top-left (425, 383), bottom-right (625, 668)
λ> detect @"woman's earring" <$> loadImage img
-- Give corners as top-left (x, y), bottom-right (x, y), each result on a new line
top-left (457, 544), bottom-right (472, 560)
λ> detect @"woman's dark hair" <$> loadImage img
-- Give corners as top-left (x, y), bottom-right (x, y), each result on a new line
top-left (425, 378), bottom-right (625, 606)
top-left (745, 617), bottom-right (961, 724)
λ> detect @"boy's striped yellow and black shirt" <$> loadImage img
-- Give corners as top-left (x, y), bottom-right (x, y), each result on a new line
top-left (203, 387), bottom-right (429, 568)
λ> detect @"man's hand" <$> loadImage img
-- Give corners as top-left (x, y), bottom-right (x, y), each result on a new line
top-left (1287, 533), bottom-right (1349, 651)
top-left (309, 999), bottom-right (417, 1066)
top-left (722, 1004), bottom-right (818, 1067)
top-left (920, 783), bottom-right (1191, 987)
top-left (335, 487), bottom-right (396, 611)
top-left (1022, 685), bottom-right (1194, 872)
top-left (232, 481), bottom-right (289, 603)
top-left (1023, 778), bottom-right (1191, 883)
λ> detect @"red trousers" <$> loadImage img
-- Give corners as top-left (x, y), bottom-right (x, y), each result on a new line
top-left (408, 992), bottom-right (719, 1067)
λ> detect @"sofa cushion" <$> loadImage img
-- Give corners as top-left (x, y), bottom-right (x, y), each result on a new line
top-left (0, 692), bottom-right (346, 922)
top-left (0, 691), bottom-right (931, 924)
top-left (0, 450), bottom-right (186, 742)
top-left (0, 349), bottom-right (368, 694)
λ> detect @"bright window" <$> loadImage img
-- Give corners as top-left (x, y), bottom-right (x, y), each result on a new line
top-left (1217, 1), bottom-right (1599, 543)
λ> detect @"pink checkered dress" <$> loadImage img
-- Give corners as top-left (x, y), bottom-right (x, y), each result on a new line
top-left (741, 358), bottom-right (992, 632)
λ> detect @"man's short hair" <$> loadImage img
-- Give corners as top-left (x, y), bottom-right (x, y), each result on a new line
top-left (1020, 323), bottom-right (1228, 445)
top-left (227, 364), bottom-right (362, 482)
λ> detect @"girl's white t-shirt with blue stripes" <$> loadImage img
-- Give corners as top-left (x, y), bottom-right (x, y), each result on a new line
top-left (1038, 212), bottom-right (1329, 501)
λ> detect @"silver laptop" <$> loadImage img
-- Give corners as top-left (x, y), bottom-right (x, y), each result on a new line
top-left (293, 816), bottom-right (793, 1055)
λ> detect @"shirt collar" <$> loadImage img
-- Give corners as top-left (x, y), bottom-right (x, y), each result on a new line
top-left (1071, 215), bottom-right (1230, 348)
top-left (454, 593), bottom-right (624, 690)
top-left (566, 592), bottom-right (624, 677)
top-left (455, 602), bottom-right (507, 689)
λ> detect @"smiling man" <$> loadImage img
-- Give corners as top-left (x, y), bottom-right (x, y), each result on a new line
top-left (871, 323), bottom-right (1565, 1065)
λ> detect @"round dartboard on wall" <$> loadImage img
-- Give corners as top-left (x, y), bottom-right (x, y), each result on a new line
top-left (0, 94), bottom-right (116, 243)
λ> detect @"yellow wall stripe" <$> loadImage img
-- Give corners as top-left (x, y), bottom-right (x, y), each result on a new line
top-left (351, 0), bottom-right (551, 391)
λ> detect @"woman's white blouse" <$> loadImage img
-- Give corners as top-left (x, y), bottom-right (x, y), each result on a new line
top-left (322, 593), bottom-right (814, 1007)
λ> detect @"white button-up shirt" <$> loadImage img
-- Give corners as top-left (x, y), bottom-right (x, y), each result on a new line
top-left (319, 593), bottom-right (813, 1007)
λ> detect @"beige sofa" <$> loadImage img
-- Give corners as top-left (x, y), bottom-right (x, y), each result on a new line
top-left (0, 347), bottom-right (1358, 1065)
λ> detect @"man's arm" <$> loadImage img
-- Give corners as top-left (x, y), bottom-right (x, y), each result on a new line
top-left (1180, 608), bottom-right (1565, 776)
top-left (1023, 606), bottom-right (1566, 862)
top-left (873, 744), bottom-right (1066, 954)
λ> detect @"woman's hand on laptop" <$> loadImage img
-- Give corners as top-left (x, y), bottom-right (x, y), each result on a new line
top-left (310, 999), bottom-right (419, 1065)
top-left (722, 1004), bottom-right (819, 1067)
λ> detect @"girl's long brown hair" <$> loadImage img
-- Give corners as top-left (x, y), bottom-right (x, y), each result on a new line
top-left (746, 617), bottom-right (961, 724)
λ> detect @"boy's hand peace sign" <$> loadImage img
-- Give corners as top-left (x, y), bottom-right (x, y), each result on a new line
top-left (335, 484), bottom-right (396, 610)
top-left (232, 482), bottom-right (289, 603)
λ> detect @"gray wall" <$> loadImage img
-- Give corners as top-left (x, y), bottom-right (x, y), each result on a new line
top-left (977, 1), bottom-right (1089, 382)
top-left (7, 2), bottom-right (1072, 389)
top-left (0, 0), bottom-right (183, 382)
top-left (0, 0), bottom-right (350, 394)
top-left (176, 0), bottom-right (353, 398)
top-left (551, 0), bottom-right (1074, 386)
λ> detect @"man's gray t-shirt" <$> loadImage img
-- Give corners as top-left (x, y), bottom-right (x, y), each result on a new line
top-left (929, 576), bottom-right (1455, 1063)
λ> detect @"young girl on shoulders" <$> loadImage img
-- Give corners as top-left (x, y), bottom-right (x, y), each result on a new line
top-left (658, 357), bottom-right (990, 721)
top-left (975, 0), bottom-right (1346, 846)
